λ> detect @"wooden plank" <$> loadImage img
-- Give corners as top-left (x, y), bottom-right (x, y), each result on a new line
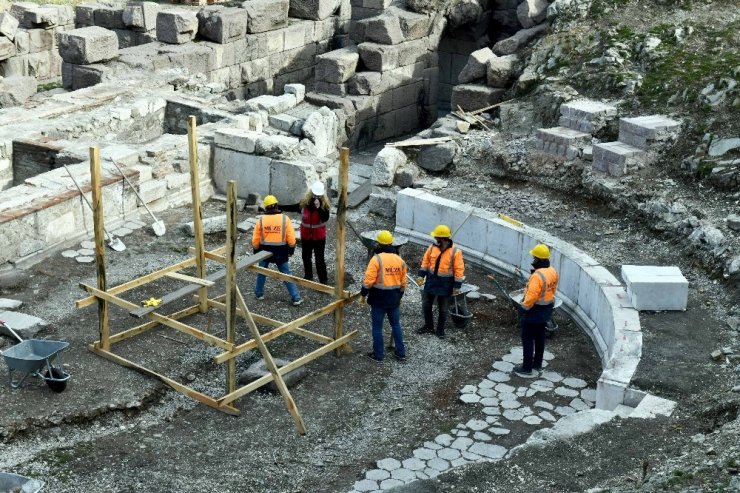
top-left (247, 265), bottom-right (336, 295)
top-left (188, 245), bottom-right (227, 260)
top-left (129, 251), bottom-right (271, 318)
top-left (81, 284), bottom-right (234, 350)
top-left (218, 330), bottom-right (358, 406)
top-left (107, 304), bottom-right (202, 345)
top-left (213, 293), bottom-right (360, 364)
top-left (225, 181), bottom-right (238, 394)
top-left (164, 272), bottom-right (215, 287)
top-left (207, 297), bottom-right (333, 345)
top-left (88, 345), bottom-right (239, 415)
top-left (89, 146), bottom-right (109, 351)
top-left (234, 287), bottom-right (307, 434)
top-left (385, 137), bottom-right (452, 147)
top-left (334, 148), bottom-right (349, 355)
top-left (188, 115), bottom-right (208, 313)
top-left (76, 256), bottom-right (198, 309)
top-left (470, 100), bottom-right (507, 115)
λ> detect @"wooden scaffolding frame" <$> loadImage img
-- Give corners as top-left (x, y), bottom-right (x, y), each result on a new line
top-left (76, 116), bottom-right (358, 434)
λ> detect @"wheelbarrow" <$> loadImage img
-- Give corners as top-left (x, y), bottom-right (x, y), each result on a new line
top-left (449, 283), bottom-right (477, 328)
top-left (508, 288), bottom-right (563, 335)
top-left (0, 321), bottom-right (70, 393)
top-left (0, 472), bottom-right (44, 493)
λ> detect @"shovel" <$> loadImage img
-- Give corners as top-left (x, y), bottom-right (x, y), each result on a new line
top-left (63, 165), bottom-right (127, 252)
top-left (108, 159), bottom-right (166, 236)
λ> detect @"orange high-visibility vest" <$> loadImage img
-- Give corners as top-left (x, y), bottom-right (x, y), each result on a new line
top-left (252, 213), bottom-right (296, 249)
top-left (521, 266), bottom-right (559, 310)
top-left (363, 253), bottom-right (408, 291)
top-left (420, 244), bottom-right (465, 284)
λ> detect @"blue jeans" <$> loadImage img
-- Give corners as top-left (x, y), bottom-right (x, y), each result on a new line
top-left (371, 305), bottom-right (405, 359)
top-left (254, 259), bottom-right (300, 301)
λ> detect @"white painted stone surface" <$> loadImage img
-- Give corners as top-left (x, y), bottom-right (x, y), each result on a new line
top-left (621, 265), bottom-right (688, 311)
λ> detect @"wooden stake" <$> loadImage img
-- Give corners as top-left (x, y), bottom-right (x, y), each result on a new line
top-left (188, 115), bottom-right (208, 313)
top-left (334, 147), bottom-right (349, 355)
top-left (235, 287), bottom-right (307, 434)
top-left (225, 180), bottom-right (237, 394)
top-left (89, 146), bottom-right (109, 351)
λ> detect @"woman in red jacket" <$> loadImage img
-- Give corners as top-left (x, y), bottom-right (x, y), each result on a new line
top-left (299, 181), bottom-right (331, 285)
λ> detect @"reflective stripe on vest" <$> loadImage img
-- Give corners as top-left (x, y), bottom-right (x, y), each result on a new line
top-left (259, 215), bottom-right (287, 246)
top-left (534, 270), bottom-right (554, 305)
top-left (301, 221), bottom-right (327, 228)
top-left (431, 246), bottom-right (459, 278)
top-left (372, 254), bottom-right (403, 290)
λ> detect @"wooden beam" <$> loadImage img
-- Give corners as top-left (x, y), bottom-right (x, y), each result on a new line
top-left (129, 251), bottom-right (271, 318)
top-left (334, 148), bottom-right (349, 355)
top-left (76, 256), bottom-right (198, 309)
top-left (89, 146), bottom-right (109, 351)
top-left (188, 115), bottom-right (208, 313)
top-left (207, 297), bottom-right (333, 345)
top-left (225, 180), bottom-right (238, 394)
top-left (234, 287), bottom-right (306, 434)
top-left (80, 284), bottom-right (233, 351)
top-left (164, 272), bottom-right (215, 287)
top-left (385, 137), bottom-right (452, 147)
top-left (89, 345), bottom-right (239, 416)
top-left (218, 330), bottom-right (358, 407)
top-left (213, 293), bottom-right (360, 364)
top-left (247, 265), bottom-right (337, 295)
top-left (105, 304), bottom-right (202, 345)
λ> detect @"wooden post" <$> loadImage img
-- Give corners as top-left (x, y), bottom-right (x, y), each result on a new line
top-left (89, 146), bottom-right (109, 350)
top-left (225, 180), bottom-right (237, 394)
top-left (333, 147), bottom-right (349, 355)
top-left (188, 115), bottom-right (208, 313)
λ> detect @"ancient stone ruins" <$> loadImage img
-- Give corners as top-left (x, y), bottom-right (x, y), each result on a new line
top-left (1, 0), bottom-right (739, 491)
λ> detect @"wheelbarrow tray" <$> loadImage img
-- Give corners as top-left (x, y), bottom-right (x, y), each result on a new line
top-left (0, 472), bottom-right (45, 493)
top-left (2, 339), bottom-right (69, 374)
top-left (509, 288), bottom-right (563, 309)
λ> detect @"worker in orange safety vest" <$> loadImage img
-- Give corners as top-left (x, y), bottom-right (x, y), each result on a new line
top-left (252, 195), bottom-right (302, 306)
top-left (416, 224), bottom-right (465, 340)
top-left (360, 230), bottom-right (408, 362)
top-left (513, 243), bottom-right (559, 378)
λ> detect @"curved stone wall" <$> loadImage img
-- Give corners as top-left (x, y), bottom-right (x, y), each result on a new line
top-left (394, 188), bottom-right (642, 410)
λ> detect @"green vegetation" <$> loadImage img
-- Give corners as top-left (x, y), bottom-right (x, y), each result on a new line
top-left (38, 81), bottom-right (63, 92)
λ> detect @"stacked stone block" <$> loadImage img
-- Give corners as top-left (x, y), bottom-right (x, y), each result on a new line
top-left (315, 46), bottom-right (359, 95)
top-left (591, 115), bottom-right (680, 177)
top-left (0, 4), bottom-right (74, 85)
top-left (535, 99), bottom-right (617, 161)
top-left (75, 3), bottom-right (157, 49)
top-left (58, 26), bottom-right (118, 90)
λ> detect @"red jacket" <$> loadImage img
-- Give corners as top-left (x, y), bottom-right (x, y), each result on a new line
top-left (300, 204), bottom-right (329, 241)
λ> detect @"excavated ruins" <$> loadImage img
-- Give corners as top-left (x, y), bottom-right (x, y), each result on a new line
top-left (0, 0), bottom-right (739, 492)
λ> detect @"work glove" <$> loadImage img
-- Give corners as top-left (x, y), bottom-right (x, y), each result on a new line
top-left (452, 288), bottom-right (460, 296)
top-left (359, 296), bottom-right (366, 305)
top-left (253, 246), bottom-right (261, 254)
top-left (416, 277), bottom-right (425, 286)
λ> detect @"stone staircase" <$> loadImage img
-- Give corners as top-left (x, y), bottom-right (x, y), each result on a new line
top-left (535, 100), bottom-right (616, 160)
top-left (592, 115), bottom-right (681, 177)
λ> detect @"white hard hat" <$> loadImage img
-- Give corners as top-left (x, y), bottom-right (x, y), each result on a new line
top-left (311, 181), bottom-right (325, 196)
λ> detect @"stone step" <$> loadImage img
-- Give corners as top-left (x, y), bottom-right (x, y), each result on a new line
top-left (618, 115), bottom-right (681, 149)
top-left (559, 99), bottom-right (617, 133)
top-left (535, 126), bottom-right (591, 159)
top-left (592, 141), bottom-right (645, 177)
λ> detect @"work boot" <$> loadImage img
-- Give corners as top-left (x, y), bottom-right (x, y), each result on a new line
top-left (513, 365), bottom-right (537, 378)
top-left (416, 326), bottom-right (432, 335)
top-left (392, 351), bottom-right (406, 363)
top-left (436, 330), bottom-right (446, 340)
top-left (366, 352), bottom-right (383, 363)
top-left (292, 298), bottom-right (303, 306)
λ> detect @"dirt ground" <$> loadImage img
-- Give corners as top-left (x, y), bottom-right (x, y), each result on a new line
top-left (0, 168), bottom-right (737, 492)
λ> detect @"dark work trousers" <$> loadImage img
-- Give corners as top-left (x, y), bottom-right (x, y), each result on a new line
top-left (422, 291), bottom-right (450, 335)
top-left (302, 238), bottom-right (327, 284)
top-left (521, 320), bottom-right (547, 372)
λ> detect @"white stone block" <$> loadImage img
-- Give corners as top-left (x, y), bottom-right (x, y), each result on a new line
top-left (629, 394), bottom-right (676, 419)
top-left (213, 148), bottom-right (271, 198)
top-left (395, 188), bottom-right (424, 231)
top-left (214, 128), bottom-right (260, 153)
top-left (596, 375), bottom-right (627, 411)
top-left (270, 159), bottom-right (319, 205)
top-left (621, 265), bottom-right (688, 311)
top-left (484, 218), bottom-right (522, 268)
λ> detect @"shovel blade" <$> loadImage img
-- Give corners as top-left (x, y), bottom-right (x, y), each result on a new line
top-left (108, 237), bottom-right (126, 252)
top-left (152, 220), bottom-right (166, 237)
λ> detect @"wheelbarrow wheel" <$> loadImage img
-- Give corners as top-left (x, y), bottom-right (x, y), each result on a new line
top-left (45, 367), bottom-right (68, 393)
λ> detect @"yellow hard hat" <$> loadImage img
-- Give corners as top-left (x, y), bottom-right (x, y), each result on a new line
top-left (430, 224), bottom-right (451, 238)
top-left (376, 230), bottom-right (393, 245)
top-left (530, 243), bottom-right (551, 259)
top-left (263, 195), bottom-right (278, 207)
